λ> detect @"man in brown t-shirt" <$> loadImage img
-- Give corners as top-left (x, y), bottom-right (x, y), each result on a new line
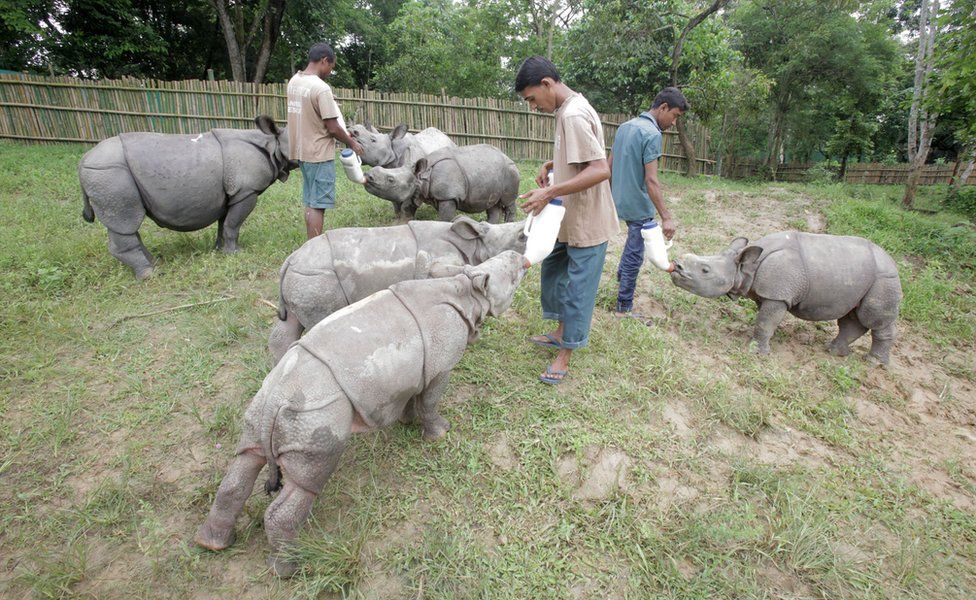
top-left (516, 56), bottom-right (619, 385)
top-left (286, 42), bottom-right (363, 239)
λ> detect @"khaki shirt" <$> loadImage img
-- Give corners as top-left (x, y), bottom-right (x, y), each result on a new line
top-left (552, 93), bottom-right (619, 247)
top-left (286, 72), bottom-right (342, 162)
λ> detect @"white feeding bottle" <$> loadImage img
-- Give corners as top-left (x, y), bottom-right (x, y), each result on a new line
top-left (641, 220), bottom-right (674, 272)
top-left (523, 198), bottom-right (565, 265)
top-left (338, 148), bottom-right (365, 183)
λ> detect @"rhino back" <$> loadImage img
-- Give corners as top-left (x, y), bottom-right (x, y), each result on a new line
top-left (119, 132), bottom-right (226, 231)
top-left (326, 224), bottom-right (419, 301)
top-left (299, 290), bottom-right (425, 428)
top-left (428, 145), bottom-right (518, 208)
top-left (756, 232), bottom-right (877, 320)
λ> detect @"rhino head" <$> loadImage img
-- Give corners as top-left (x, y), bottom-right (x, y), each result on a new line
top-left (449, 217), bottom-right (528, 263)
top-left (670, 237), bottom-right (762, 298)
top-left (463, 250), bottom-right (527, 317)
top-left (255, 115), bottom-right (298, 182)
top-left (348, 120), bottom-right (409, 167)
top-left (362, 157), bottom-right (423, 205)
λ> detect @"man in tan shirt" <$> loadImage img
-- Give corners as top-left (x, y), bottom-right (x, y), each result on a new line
top-left (286, 42), bottom-right (363, 239)
top-left (516, 56), bottom-right (619, 384)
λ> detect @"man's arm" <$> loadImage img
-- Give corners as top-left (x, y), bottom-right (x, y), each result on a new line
top-left (644, 160), bottom-right (675, 239)
top-left (520, 158), bottom-right (610, 215)
top-left (536, 160), bottom-right (554, 188)
top-left (324, 118), bottom-right (364, 155)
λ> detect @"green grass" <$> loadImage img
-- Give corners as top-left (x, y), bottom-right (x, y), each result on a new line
top-left (1, 141), bottom-right (975, 598)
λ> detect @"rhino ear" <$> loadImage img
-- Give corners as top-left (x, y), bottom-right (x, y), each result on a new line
top-left (725, 237), bottom-right (749, 255)
top-left (450, 216), bottom-right (485, 240)
top-left (391, 124), bottom-right (408, 140)
top-left (413, 157), bottom-right (429, 177)
top-left (364, 119), bottom-right (378, 133)
top-left (737, 245), bottom-right (763, 276)
top-left (255, 115), bottom-right (280, 136)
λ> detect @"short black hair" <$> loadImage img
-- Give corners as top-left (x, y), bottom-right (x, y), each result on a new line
top-left (652, 87), bottom-right (689, 111)
top-left (308, 43), bottom-right (335, 64)
top-left (514, 56), bottom-right (560, 92)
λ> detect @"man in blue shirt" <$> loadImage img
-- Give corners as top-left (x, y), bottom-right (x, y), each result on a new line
top-left (609, 87), bottom-right (688, 317)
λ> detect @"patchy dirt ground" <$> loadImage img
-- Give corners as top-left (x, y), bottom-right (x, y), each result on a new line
top-left (2, 170), bottom-right (974, 598)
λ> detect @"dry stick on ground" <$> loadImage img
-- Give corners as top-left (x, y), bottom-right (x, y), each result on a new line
top-left (256, 298), bottom-right (278, 311)
top-left (109, 296), bottom-right (237, 327)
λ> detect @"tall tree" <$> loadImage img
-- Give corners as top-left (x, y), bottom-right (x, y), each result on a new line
top-left (669, 0), bottom-right (731, 175)
top-left (903, 0), bottom-right (939, 208)
top-left (210, 0), bottom-right (287, 82)
top-left (934, 0), bottom-right (976, 191)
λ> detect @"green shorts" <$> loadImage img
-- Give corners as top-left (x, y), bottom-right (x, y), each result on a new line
top-left (300, 160), bottom-right (336, 209)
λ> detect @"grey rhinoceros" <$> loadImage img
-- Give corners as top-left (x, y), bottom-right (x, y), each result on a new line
top-left (79, 115), bottom-right (296, 279)
top-left (670, 232), bottom-right (902, 365)
top-left (268, 216), bottom-right (527, 363)
top-left (348, 120), bottom-right (454, 169)
top-left (195, 251), bottom-right (527, 577)
top-left (363, 144), bottom-right (520, 223)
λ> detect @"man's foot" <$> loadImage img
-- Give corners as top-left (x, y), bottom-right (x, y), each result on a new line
top-left (539, 365), bottom-right (568, 385)
top-left (528, 333), bottom-right (562, 349)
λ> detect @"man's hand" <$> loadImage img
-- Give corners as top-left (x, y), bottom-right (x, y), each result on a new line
top-left (519, 187), bottom-right (552, 216)
top-left (535, 161), bottom-right (554, 188)
top-left (660, 214), bottom-right (676, 240)
top-left (349, 139), bottom-right (365, 156)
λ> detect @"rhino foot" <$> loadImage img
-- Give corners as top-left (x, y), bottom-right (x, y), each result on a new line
top-left (194, 522), bottom-right (236, 551)
top-left (135, 266), bottom-right (155, 281)
top-left (422, 416), bottom-right (451, 441)
top-left (748, 340), bottom-right (770, 355)
top-left (828, 342), bottom-right (852, 357)
top-left (864, 353), bottom-right (889, 369)
top-left (267, 552), bottom-right (299, 578)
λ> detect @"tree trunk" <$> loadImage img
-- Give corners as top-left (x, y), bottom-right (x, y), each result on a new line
top-left (210, 0), bottom-right (246, 81)
top-left (903, 0), bottom-right (939, 208)
top-left (765, 106), bottom-right (785, 177)
top-left (251, 0), bottom-right (286, 83)
top-left (669, 0), bottom-right (730, 177)
top-left (839, 154), bottom-right (849, 181)
top-left (956, 151), bottom-right (976, 191)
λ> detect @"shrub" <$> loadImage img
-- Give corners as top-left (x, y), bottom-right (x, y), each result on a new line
top-left (804, 163), bottom-right (837, 186)
top-left (944, 186), bottom-right (976, 221)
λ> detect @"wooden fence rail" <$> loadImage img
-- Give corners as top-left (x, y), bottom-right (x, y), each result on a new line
top-left (725, 159), bottom-right (975, 186)
top-left (0, 74), bottom-right (715, 175)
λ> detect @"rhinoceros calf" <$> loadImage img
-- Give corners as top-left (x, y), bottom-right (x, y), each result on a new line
top-left (196, 251), bottom-right (527, 577)
top-left (79, 116), bottom-right (295, 279)
top-left (348, 121), bottom-right (455, 169)
top-left (670, 232), bottom-right (902, 365)
top-left (363, 144), bottom-right (519, 223)
top-left (269, 216), bottom-right (526, 362)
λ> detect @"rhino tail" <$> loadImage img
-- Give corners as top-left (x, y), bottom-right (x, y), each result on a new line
top-left (262, 403), bottom-right (284, 494)
top-left (81, 190), bottom-right (95, 223)
top-left (276, 254), bottom-right (292, 321)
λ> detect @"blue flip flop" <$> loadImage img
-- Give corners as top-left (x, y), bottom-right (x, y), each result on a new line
top-left (529, 333), bottom-right (562, 349)
top-left (539, 366), bottom-right (568, 385)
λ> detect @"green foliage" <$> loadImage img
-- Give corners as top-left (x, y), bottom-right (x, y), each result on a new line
top-left (943, 186), bottom-right (976, 221)
top-left (934, 0), bottom-right (976, 149)
top-left (804, 163), bottom-right (837, 186)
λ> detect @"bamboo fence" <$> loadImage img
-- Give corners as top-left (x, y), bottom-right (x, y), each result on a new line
top-left (0, 74), bottom-right (715, 174)
top-left (725, 158), bottom-right (974, 186)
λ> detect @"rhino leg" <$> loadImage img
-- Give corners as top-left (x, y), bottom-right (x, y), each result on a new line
top-left (268, 312), bottom-right (304, 365)
top-left (749, 300), bottom-right (788, 355)
top-left (107, 229), bottom-right (154, 280)
top-left (486, 205), bottom-right (502, 224)
top-left (416, 372), bottom-right (452, 441)
top-left (264, 398), bottom-right (352, 577)
top-left (828, 311), bottom-right (868, 357)
top-left (502, 201), bottom-right (517, 223)
top-left (400, 202), bottom-right (417, 222)
top-left (217, 194), bottom-right (258, 253)
top-left (398, 397), bottom-right (417, 425)
top-left (195, 448), bottom-right (266, 551)
top-left (437, 201), bottom-right (458, 222)
top-left (857, 275), bottom-right (900, 366)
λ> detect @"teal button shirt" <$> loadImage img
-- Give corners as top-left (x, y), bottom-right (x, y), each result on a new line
top-left (610, 112), bottom-right (662, 222)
